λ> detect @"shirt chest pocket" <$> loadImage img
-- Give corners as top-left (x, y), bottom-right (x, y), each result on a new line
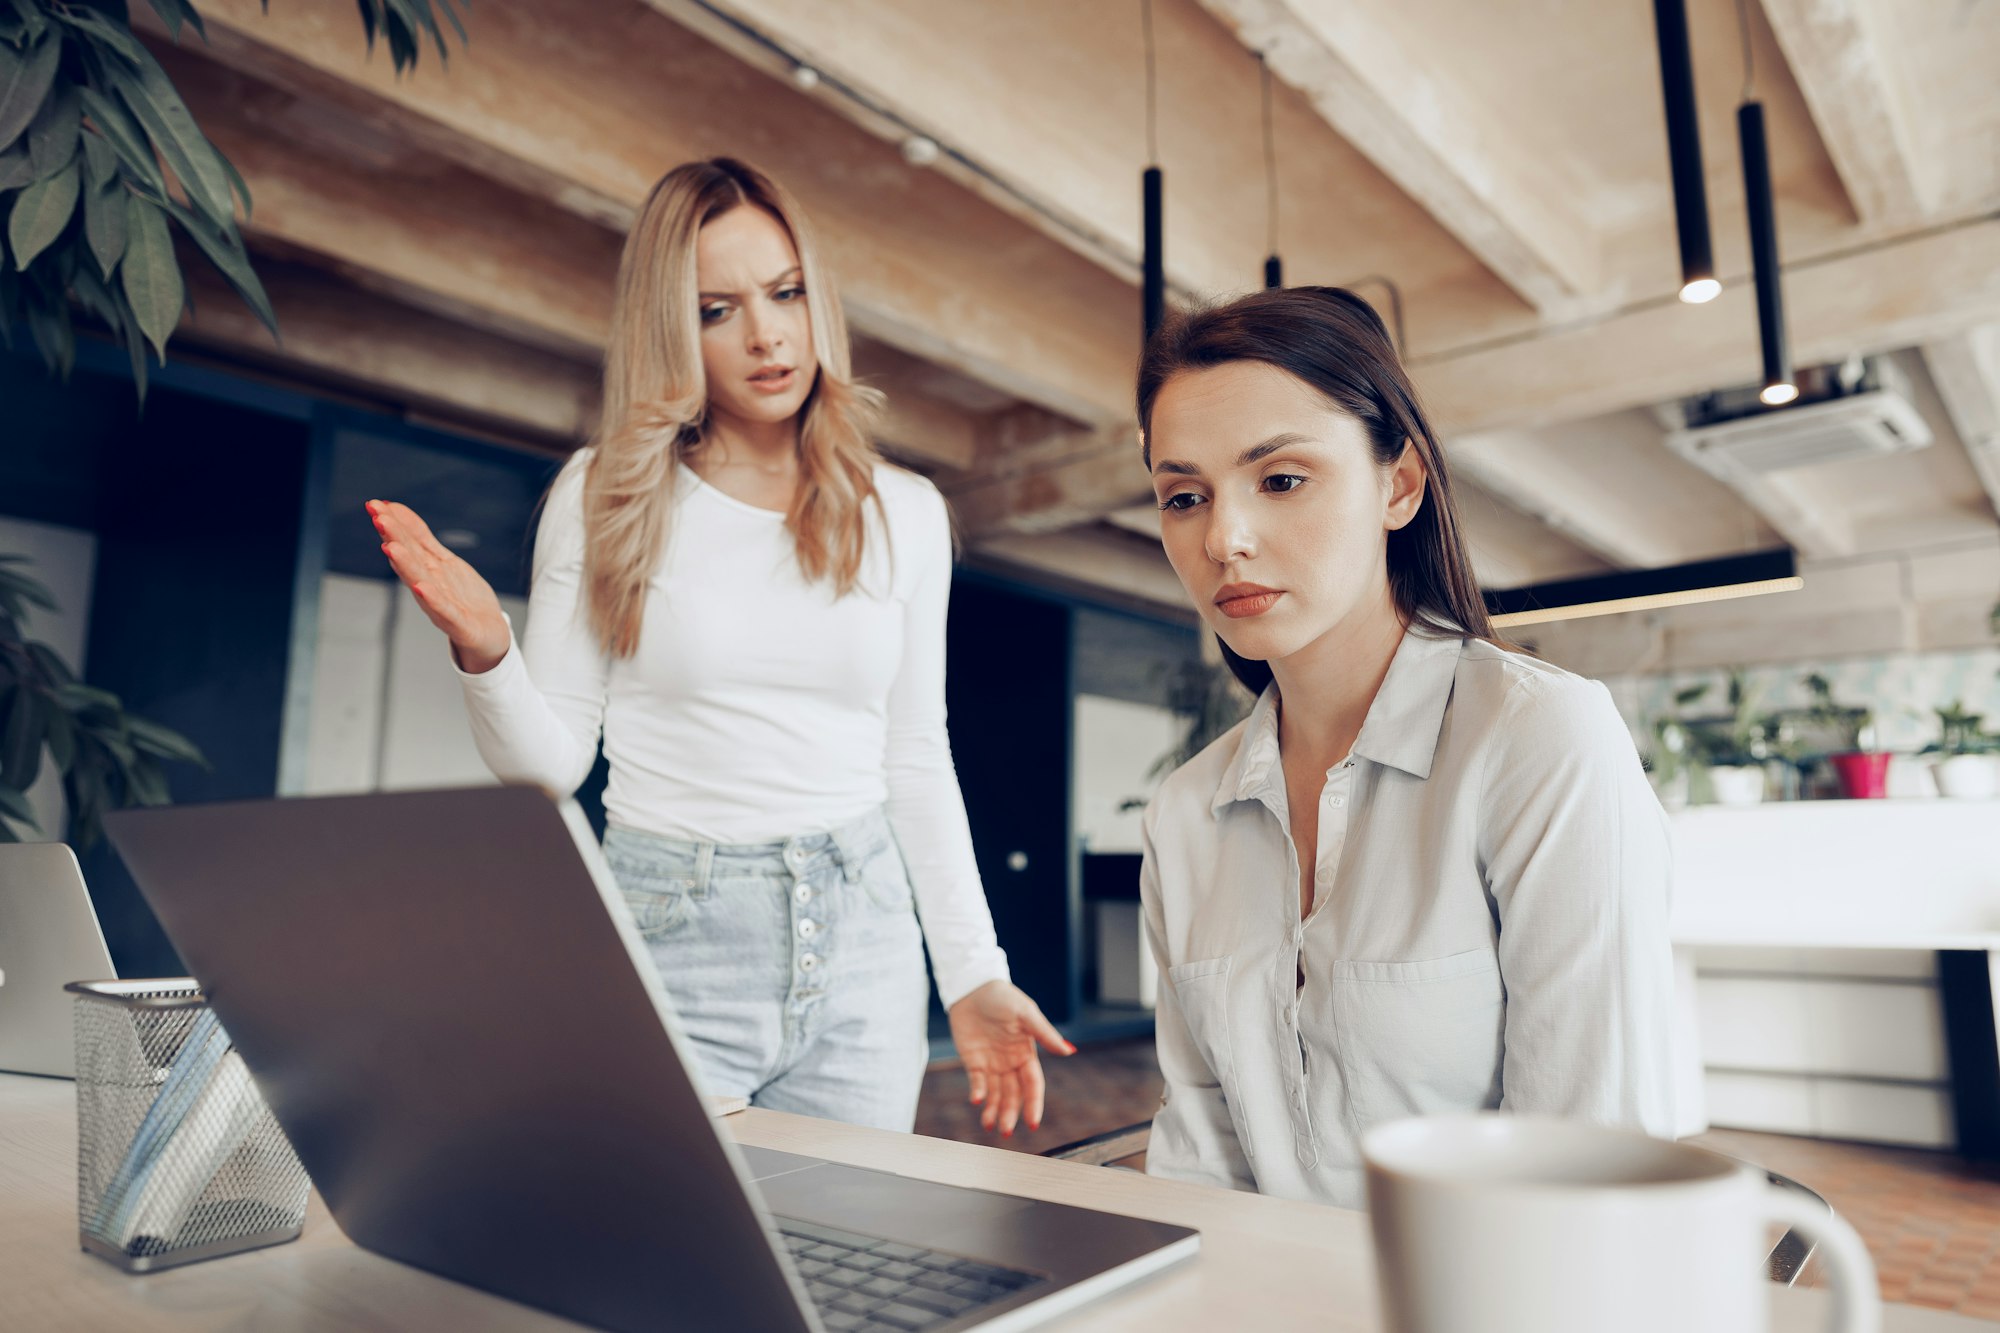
top-left (1324, 948), bottom-right (1505, 1131)
top-left (1166, 957), bottom-right (1239, 1105)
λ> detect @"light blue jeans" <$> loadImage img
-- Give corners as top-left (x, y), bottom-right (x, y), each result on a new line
top-left (601, 810), bottom-right (931, 1132)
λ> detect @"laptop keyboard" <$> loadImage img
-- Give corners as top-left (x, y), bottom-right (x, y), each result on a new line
top-left (776, 1217), bottom-right (1047, 1331)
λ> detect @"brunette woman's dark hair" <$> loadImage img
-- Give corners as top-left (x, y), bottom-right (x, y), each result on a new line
top-left (1136, 286), bottom-right (1497, 694)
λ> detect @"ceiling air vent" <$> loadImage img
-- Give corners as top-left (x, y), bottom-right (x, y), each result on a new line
top-left (1664, 386), bottom-right (1933, 477)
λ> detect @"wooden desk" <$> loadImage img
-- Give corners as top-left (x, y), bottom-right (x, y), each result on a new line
top-left (2, 1075), bottom-right (1991, 1331)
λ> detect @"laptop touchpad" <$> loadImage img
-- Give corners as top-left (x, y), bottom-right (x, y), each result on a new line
top-left (755, 1160), bottom-right (1039, 1260)
top-left (737, 1144), bottom-right (830, 1182)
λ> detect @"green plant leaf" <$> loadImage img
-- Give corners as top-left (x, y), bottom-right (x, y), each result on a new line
top-left (145, 0), bottom-right (208, 44)
top-left (106, 53), bottom-right (235, 229)
top-left (41, 704), bottom-right (73, 771)
top-left (76, 87), bottom-right (166, 199)
top-left (124, 715), bottom-right (205, 766)
top-left (52, 7), bottom-right (149, 70)
top-left (434, 0), bottom-right (468, 47)
top-left (113, 275), bottom-right (147, 399)
top-left (69, 252), bottom-right (124, 327)
top-left (0, 31), bottom-right (60, 147)
top-left (7, 0), bottom-right (48, 34)
top-left (164, 196), bottom-right (276, 337)
top-left (55, 682), bottom-right (120, 712)
top-left (26, 642), bottom-right (73, 686)
top-left (0, 263), bottom-right (18, 350)
top-left (0, 143), bottom-right (33, 190)
top-left (120, 192), bottom-right (182, 360)
top-left (83, 177), bottom-right (126, 275)
top-left (218, 142), bottom-right (251, 221)
top-left (0, 783), bottom-right (38, 832)
top-left (23, 277), bottom-right (74, 376)
top-left (79, 126), bottom-right (117, 190)
top-left (124, 757), bottom-right (169, 805)
top-left (0, 564), bottom-right (59, 612)
top-left (387, 0), bottom-right (449, 65)
top-left (25, 81), bottom-right (79, 179)
top-left (355, 0), bottom-right (383, 54)
top-left (8, 159), bottom-right (80, 268)
top-left (0, 684), bottom-right (44, 788)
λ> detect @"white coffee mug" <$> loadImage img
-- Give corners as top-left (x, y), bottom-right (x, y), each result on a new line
top-left (1362, 1114), bottom-right (1879, 1333)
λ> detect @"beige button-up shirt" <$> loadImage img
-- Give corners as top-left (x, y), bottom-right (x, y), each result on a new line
top-left (1141, 627), bottom-right (1676, 1208)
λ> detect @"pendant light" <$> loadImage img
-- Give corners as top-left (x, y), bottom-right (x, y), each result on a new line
top-left (1261, 54), bottom-right (1282, 288)
top-left (1735, 0), bottom-right (1794, 405)
top-left (1141, 0), bottom-right (1166, 339)
top-left (1486, 548), bottom-right (1802, 629)
top-left (1651, 0), bottom-right (1719, 303)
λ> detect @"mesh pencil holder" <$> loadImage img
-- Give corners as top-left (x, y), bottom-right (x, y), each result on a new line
top-left (65, 978), bottom-right (310, 1272)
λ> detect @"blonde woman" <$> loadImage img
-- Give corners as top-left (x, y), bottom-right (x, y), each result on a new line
top-left (367, 158), bottom-right (1072, 1135)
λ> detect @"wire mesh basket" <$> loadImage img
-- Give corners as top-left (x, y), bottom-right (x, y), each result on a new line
top-left (65, 978), bottom-right (310, 1272)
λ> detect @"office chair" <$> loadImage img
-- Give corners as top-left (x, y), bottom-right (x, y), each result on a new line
top-left (1042, 1121), bottom-right (1830, 1286)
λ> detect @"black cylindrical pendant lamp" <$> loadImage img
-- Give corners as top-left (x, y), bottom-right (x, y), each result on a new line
top-left (1738, 101), bottom-right (1794, 405)
top-left (1264, 256), bottom-right (1283, 289)
top-left (1143, 165), bottom-right (1165, 339)
top-left (1652, 0), bottom-right (1719, 303)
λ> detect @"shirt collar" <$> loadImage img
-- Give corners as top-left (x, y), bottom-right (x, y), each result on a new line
top-left (1210, 625), bottom-right (1465, 813)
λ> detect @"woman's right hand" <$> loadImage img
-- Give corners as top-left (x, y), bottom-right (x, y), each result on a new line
top-left (367, 500), bottom-right (512, 674)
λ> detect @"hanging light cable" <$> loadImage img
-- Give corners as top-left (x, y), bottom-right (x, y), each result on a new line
top-left (1651, 0), bottom-right (1719, 303)
top-left (1261, 53), bottom-right (1282, 288)
top-left (1735, 0), bottom-right (1795, 405)
top-left (1141, 0), bottom-right (1166, 339)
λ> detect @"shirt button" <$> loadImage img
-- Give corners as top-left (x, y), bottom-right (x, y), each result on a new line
top-left (788, 846), bottom-right (807, 864)
top-left (798, 919), bottom-right (818, 939)
top-left (799, 953), bottom-right (819, 972)
top-left (1328, 795), bottom-right (1345, 808)
top-left (794, 883), bottom-right (813, 905)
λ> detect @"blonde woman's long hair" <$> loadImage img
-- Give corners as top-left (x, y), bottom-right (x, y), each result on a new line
top-left (584, 157), bottom-right (887, 658)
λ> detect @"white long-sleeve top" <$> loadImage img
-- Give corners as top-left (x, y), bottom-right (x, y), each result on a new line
top-left (1141, 626), bottom-right (1676, 1208)
top-left (453, 451), bottom-right (1010, 1007)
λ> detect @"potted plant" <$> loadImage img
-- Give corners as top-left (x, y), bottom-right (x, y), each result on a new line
top-left (1648, 675), bottom-right (1776, 806)
top-left (1801, 672), bottom-right (1889, 799)
top-left (1922, 701), bottom-right (1999, 799)
top-left (1686, 673), bottom-right (1778, 805)
top-left (1641, 704), bottom-right (1698, 810)
top-left (0, 553), bottom-right (206, 848)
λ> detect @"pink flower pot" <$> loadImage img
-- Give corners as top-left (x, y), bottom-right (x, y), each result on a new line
top-left (1828, 751), bottom-right (1891, 799)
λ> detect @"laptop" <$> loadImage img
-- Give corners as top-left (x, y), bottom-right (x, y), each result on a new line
top-left (105, 786), bottom-right (1196, 1333)
top-left (0, 843), bottom-right (118, 1077)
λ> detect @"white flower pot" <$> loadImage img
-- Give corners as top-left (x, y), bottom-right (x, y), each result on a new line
top-left (1934, 754), bottom-right (2000, 800)
top-left (1708, 765), bottom-right (1766, 806)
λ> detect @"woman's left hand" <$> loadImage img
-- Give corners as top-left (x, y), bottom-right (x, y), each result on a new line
top-left (946, 980), bottom-right (1075, 1137)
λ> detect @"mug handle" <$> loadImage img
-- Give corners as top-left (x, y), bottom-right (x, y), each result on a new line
top-left (1762, 1184), bottom-right (1880, 1333)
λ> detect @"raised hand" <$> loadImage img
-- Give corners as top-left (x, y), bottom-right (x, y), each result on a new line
top-left (366, 500), bottom-right (511, 674)
top-left (946, 979), bottom-right (1075, 1137)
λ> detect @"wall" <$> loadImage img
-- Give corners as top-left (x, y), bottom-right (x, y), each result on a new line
top-left (302, 573), bottom-right (530, 794)
top-left (1072, 694), bottom-right (1181, 854)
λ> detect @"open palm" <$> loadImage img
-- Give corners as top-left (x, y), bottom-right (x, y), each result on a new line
top-left (946, 980), bottom-right (1075, 1137)
top-left (367, 500), bottom-right (511, 673)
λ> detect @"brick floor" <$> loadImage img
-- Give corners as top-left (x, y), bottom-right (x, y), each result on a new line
top-left (1692, 1126), bottom-right (2000, 1321)
top-left (917, 1037), bottom-right (2000, 1322)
